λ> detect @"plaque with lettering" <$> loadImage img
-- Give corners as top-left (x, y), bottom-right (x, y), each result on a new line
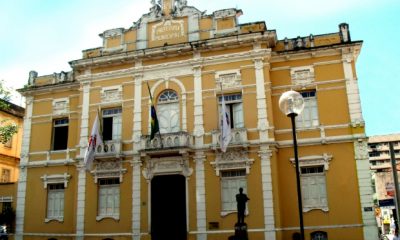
top-left (151, 20), bottom-right (186, 42)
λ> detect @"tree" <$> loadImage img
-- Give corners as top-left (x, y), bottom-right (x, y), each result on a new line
top-left (0, 80), bottom-right (19, 144)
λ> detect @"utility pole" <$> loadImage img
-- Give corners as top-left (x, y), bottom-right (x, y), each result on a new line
top-left (390, 141), bottom-right (400, 230)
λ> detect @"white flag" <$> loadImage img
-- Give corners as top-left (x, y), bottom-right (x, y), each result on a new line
top-left (220, 96), bottom-right (231, 152)
top-left (84, 113), bottom-right (103, 170)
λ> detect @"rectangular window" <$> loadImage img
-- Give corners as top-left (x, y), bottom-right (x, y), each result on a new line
top-left (369, 151), bottom-right (380, 157)
top-left (296, 91), bottom-right (319, 128)
top-left (98, 178), bottom-right (120, 218)
top-left (0, 169), bottom-right (11, 183)
top-left (219, 94), bottom-right (244, 129)
top-left (102, 108), bottom-right (122, 141)
top-left (52, 118), bottom-right (69, 150)
top-left (47, 183), bottom-right (65, 220)
top-left (301, 166), bottom-right (328, 211)
top-left (221, 169), bottom-right (247, 211)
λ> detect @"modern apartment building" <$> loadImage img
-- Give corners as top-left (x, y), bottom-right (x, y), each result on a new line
top-left (16, 1), bottom-right (376, 240)
top-left (369, 134), bottom-right (400, 171)
top-left (368, 134), bottom-right (400, 234)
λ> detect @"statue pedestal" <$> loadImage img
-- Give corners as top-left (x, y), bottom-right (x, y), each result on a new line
top-left (228, 222), bottom-right (248, 240)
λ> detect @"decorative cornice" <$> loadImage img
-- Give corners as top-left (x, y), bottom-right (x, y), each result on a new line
top-left (18, 81), bottom-right (80, 97)
top-left (271, 42), bottom-right (362, 63)
top-left (70, 32), bottom-right (275, 69)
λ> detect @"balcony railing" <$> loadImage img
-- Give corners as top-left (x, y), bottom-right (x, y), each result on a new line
top-left (141, 131), bottom-right (194, 151)
top-left (211, 128), bottom-right (248, 150)
top-left (95, 140), bottom-right (122, 158)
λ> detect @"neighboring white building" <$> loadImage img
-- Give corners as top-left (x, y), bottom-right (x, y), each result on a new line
top-left (368, 134), bottom-right (400, 235)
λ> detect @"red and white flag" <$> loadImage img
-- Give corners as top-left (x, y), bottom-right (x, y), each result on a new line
top-left (84, 113), bottom-right (103, 170)
top-left (220, 96), bottom-right (231, 152)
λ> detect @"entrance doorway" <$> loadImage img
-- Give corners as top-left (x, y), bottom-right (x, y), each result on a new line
top-left (151, 174), bottom-right (187, 240)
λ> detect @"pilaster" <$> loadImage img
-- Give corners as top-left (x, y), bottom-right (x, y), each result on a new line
top-left (194, 151), bottom-right (207, 240)
top-left (76, 81), bottom-right (91, 239)
top-left (79, 81), bottom-right (91, 158)
top-left (253, 55), bottom-right (270, 142)
top-left (76, 166), bottom-right (87, 240)
top-left (132, 156), bottom-right (142, 240)
top-left (15, 96), bottom-right (33, 240)
top-left (354, 140), bottom-right (379, 240)
top-left (133, 68), bottom-right (143, 153)
top-left (343, 51), bottom-right (364, 127)
top-left (193, 64), bottom-right (204, 147)
top-left (259, 146), bottom-right (276, 240)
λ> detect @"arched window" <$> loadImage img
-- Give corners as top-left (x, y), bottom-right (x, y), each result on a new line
top-left (311, 231), bottom-right (328, 240)
top-left (157, 90), bottom-right (180, 133)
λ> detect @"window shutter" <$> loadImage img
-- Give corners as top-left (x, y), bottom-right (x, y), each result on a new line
top-left (112, 115), bottom-right (122, 140)
top-left (233, 103), bottom-right (244, 128)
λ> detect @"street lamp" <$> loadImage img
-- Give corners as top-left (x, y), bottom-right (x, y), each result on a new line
top-left (279, 90), bottom-right (305, 240)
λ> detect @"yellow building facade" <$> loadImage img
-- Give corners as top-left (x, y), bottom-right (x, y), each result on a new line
top-left (17, 1), bottom-right (376, 240)
top-left (0, 100), bottom-right (24, 234)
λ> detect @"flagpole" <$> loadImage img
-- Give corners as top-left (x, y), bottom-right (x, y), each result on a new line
top-left (146, 82), bottom-right (163, 149)
top-left (220, 82), bottom-right (224, 151)
top-left (97, 107), bottom-right (103, 140)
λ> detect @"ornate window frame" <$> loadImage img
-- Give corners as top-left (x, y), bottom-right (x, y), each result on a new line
top-left (290, 66), bottom-right (315, 87)
top-left (41, 173), bottom-right (71, 189)
top-left (41, 173), bottom-right (71, 223)
top-left (52, 98), bottom-right (69, 116)
top-left (210, 149), bottom-right (254, 177)
top-left (289, 154), bottom-right (332, 212)
top-left (90, 159), bottom-right (127, 184)
top-left (289, 154), bottom-right (332, 170)
top-left (210, 150), bottom-right (253, 217)
top-left (91, 159), bottom-right (126, 221)
top-left (101, 86), bottom-right (122, 104)
top-left (142, 156), bottom-right (193, 180)
top-left (215, 70), bottom-right (242, 89)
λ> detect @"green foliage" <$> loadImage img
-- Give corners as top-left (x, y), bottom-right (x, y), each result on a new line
top-left (0, 80), bottom-right (11, 110)
top-left (0, 119), bottom-right (18, 144)
top-left (0, 80), bottom-right (19, 143)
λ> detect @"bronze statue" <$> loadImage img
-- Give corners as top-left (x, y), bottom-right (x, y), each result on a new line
top-left (236, 187), bottom-right (249, 224)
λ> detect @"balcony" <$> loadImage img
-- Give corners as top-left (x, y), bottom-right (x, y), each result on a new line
top-left (211, 128), bottom-right (248, 150)
top-left (141, 131), bottom-right (194, 152)
top-left (95, 140), bottom-right (123, 158)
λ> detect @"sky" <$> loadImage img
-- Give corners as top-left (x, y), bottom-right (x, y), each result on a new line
top-left (0, 0), bottom-right (399, 136)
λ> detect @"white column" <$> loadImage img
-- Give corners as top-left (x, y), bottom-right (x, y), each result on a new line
top-left (259, 146), bottom-right (276, 240)
top-left (343, 52), bottom-right (364, 126)
top-left (76, 81), bottom-right (91, 240)
top-left (193, 65), bottom-right (204, 147)
top-left (132, 156), bottom-right (142, 240)
top-left (15, 96), bottom-right (33, 240)
top-left (133, 72), bottom-right (143, 154)
top-left (354, 140), bottom-right (379, 240)
top-left (76, 167), bottom-right (87, 240)
top-left (194, 151), bottom-right (207, 240)
top-left (254, 57), bottom-right (269, 142)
